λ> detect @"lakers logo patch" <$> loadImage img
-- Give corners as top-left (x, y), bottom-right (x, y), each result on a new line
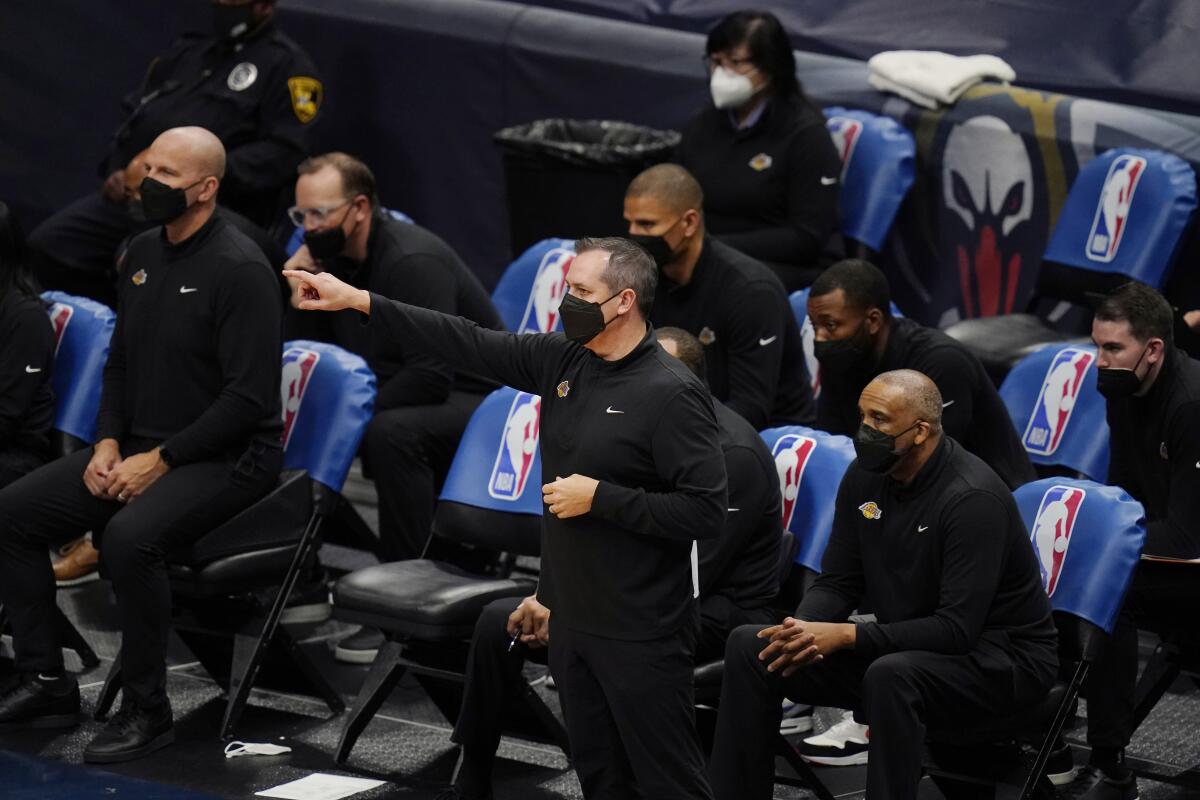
top-left (748, 152), bottom-right (773, 172)
top-left (131, 269), bottom-right (148, 286)
top-left (556, 380), bottom-right (570, 398)
top-left (698, 326), bottom-right (717, 346)
top-left (858, 501), bottom-right (882, 520)
top-left (287, 76), bottom-right (323, 123)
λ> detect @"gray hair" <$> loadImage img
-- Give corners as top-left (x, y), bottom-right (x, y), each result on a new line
top-left (574, 236), bottom-right (657, 317)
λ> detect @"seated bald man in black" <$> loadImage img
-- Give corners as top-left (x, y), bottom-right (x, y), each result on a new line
top-left (442, 326), bottom-right (782, 800)
top-left (707, 369), bottom-right (1057, 800)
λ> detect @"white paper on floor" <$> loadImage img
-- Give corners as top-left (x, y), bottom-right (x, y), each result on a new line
top-left (254, 773), bottom-right (386, 800)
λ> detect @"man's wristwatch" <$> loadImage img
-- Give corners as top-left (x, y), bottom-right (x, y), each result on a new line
top-left (158, 445), bottom-right (176, 468)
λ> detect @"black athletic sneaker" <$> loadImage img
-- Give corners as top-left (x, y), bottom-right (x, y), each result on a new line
top-left (280, 572), bottom-right (333, 625)
top-left (0, 675), bottom-right (80, 729)
top-left (796, 710), bottom-right (869, 766)
top-left (83, 702), bottom-right (174, 763)
top-left (1045, 741), bottom-right (1079, 786)
top-left (334, 626), bottom-right (385, 664)
top-left (1064, 765), bottom-right (1139, 800)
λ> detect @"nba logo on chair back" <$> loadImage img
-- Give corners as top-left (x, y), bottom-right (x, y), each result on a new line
top-left (518, 248), bottom-right (572, 333)
top-left (281, 347), bottom-right (321, 448)
top-left (1022, 348), bottom-right (1094, 456)
top-left (826, 117), bottom-right (863, 180)
top-left (1030, 485), bottom-right (1086, 596)
top-left (1085, 155), bottom-right (1146, 263)
top-left (49, 303), bottom-right (74, 356)
top-left (772, 434), bottom-right (817, 529)
top-left (489, 392), bottom-right (542, 500)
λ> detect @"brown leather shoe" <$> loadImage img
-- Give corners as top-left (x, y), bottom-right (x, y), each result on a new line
top-left (53, 537), bottom-right (99, 587)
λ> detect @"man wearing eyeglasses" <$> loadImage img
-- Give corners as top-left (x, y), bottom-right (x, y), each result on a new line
top-left (282, 152), bottom-right (503, 663)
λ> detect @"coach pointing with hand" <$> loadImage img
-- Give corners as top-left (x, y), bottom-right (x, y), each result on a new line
top-left (286, 237), bottom-right (725, 800)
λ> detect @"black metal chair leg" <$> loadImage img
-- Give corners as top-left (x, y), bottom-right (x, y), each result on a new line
top-left (335, 640), bottom-right (408, 764)
top-left (55, 606), bottom-right (99, 669)
top-left (775, 733), bottom-right (837, 800)
top-left (94, 654), bottom-right (124, 720)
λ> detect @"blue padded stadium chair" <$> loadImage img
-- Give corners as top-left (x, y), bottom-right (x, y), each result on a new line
top-left (947, 148), bottom-right (1197, 380)
top-left (999, 343), bottom-right (1109, 481)
top-left (789, 288), bottom-right (903, 398)
top-left (94, 341), bottom-right (375, 739)
top-left (490, 238), bottom-right (574, 333)
top-left (42, 291), bottom-right (116, 452)
top-left (824, 107), bottom-right (917, 258)
top-left (332, 386), bottom-right (560, 764)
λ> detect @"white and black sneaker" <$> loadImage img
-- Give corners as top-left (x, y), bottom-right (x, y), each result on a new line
top-left (796, 710), bottom-right (869, 766)
top-left (779, 700), bottom-right (814, 735)
top-left (1045, 742), bottom-right (1079, 786)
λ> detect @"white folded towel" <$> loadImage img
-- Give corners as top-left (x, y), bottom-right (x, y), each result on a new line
top-left (867, 50), bottom-right (1016, 108)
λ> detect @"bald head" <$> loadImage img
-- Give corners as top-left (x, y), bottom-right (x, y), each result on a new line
top-left (149, 127), bottom-right (226, 182)
top-left (867, 370), bottom-right (943, 434)
top-left (626, 164), bottom-right (704, 216)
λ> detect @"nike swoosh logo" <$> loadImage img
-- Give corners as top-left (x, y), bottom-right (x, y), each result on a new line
top-left (942, 400), bottom-right (955, 408)
top-left (917, 525), bottom-right (929, 533)
top-left (606, 406), bottom-right (624, 414)
top-left (179, 286), bottom-right (199, 294)
top-left (727, 508), bottom-right (740, 513)
top-left (1195, 461), bottom-right (1200, 469)
top-left (758, 336), bottom-right (777, 346)
top-left (24, 365), bottom-right (41, 374)
top-left (820, 176), bottom-right (838, 185)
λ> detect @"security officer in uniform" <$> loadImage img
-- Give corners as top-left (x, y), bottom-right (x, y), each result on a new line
top-left (708, 370), bottom-right (1058, 800)
top-left (627, 164), bottom-right (815, 429)
top-left (808, 258), bottom-right (1036, 489)
top-left (442, 326), bottom-right (782, 800)
top-left (286, 238), bottom-right (726, 800)
top-left (0, 127), bottom-right (283, 763)
top-left (29, 0), bottom-right (321, 303)
top-left (1060, 282), bottom-right (1200, 799)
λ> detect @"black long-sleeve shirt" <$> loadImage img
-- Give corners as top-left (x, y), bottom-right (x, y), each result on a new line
top-left (816, 317), bottom-right (1037, 490)
top-left (1106, 346), bottom-right (1200, 558)
top-left (285, 213), bottom-right (503, 410)
top-left (361, 297), bottom-right (728, 640)
top-left (676, 96), bottom-right (840, 267)
top-left (798, 437), bottom-right (1057, 662)
top-left (650, 238), bottom-right (815, 429)
top-left (0, 291), bottom-right (55, 456)
top-left (104, 24), bottom-right (320, 220)
top-left (700, 400), bottom-right (782, 609)
top-left (97, 213), bottom-right (282, 464)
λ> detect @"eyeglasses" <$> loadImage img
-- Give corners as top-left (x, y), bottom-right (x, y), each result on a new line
top-left (287, 199), bottom-right (352, 227)
top-left (702, 54), bottom-right (756, 74)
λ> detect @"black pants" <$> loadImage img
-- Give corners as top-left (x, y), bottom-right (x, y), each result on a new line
top-left (0, 447), bottom-right (47, 490)
top-left (450, 595), bottom-right (772, 782)
top-left (1086, 563), bottom-right (1196, 750)
top-left (28, 191), bottom-right (132, 307)
top-left (361, 390), bottom-right (485, 561)
top-left (0, 438), bottom-right (280, 708)
top-left (708, 625), bottom-right (1057, 800)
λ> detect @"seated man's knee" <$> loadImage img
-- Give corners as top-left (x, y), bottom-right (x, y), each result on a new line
top-left (862, 653), bottom-right (921, 702)
top-left (474, 598), bottom-right (520, 644)
top-left (364, 410), bottom-right (425, 460)
top-left (98, 518), bottom-right (160, 577)
top-left (725, 624), bottom-right (770, 666)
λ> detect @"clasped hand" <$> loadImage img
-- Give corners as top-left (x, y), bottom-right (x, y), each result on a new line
top-left (82, 439), bottom-right (169, 503)
top-left (756, 618), bottom-right (855, 677)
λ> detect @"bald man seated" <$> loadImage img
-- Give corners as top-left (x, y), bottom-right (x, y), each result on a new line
top-left (627, 164), bottom-right (815, 429)
top-left (707, 370), bottom-right (1058, 800)
top-left (0, 126), bottom-right (284, 763)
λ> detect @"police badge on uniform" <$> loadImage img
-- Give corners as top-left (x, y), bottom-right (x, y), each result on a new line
top-left (227, 62), bottom-right (258, 92)
top-left (287, 76), bottom-right (323, 123)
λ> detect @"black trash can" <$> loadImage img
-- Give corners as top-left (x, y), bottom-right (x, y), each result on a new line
top-left (495, 119), bottom-right (680, 257)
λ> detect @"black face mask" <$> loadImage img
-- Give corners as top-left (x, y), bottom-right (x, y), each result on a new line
top-left (303, 205), bottom-right (358, 261)
top-left (1096, 345), bottom-right (1150, 400)
top-left (814, 322), bottom-right (874, 376)
top-left (560, 291), bottom-right (622, 344)
top-left (853, 421), bottom-right (920, 474)
top-left (140, 177), bottom-right (203, 225)
top-left (213, 2), bottom-right (258, 40)
top-left (630, 217), bottom-right (684, 271)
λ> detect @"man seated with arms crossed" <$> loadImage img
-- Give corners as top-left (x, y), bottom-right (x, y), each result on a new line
top-left (808, 259), bottom-right (1035, 491)
top-left (441, 326), bottom-right (782, 800)
top-left (1058, 281), bottom-right (1200, 799)
top-left (0, 127), bottom-right (283, 763)
top-left (628, 164), bottom-right (815, 429)
top-left (707, 369), bottom-right (1057, 800)
top-left (283, 152), bottom-right (504, 662)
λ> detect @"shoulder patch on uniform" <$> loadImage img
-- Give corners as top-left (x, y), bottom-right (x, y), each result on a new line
top-left (287, 76), bottom-right (322, 123)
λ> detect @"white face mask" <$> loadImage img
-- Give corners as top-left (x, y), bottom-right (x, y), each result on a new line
top-left (224, 740), bottom-right (294, 758)
top-left (709, 66), bottom-right (756, 110)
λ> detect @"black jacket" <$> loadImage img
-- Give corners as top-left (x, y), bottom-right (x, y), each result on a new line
top-left (285, 213), bottom-right (504, 409)
top-left (97, 213), bottom-right (282, 464)
top-left (816, 317), bottom-right (1037, 490)
top-left (104, 23), bottom-right (320, 219)
top-left (651, 238), bottom-right (815, 428)
top-left (677, 96), bottom-right (840, 267)
top-left (798, 437), bottom-right (1057, 664)
top-left (0, 291), bottom-right (55, 456)
top-left (361, 297), bottom-right (728, 640)
top-left (1106, 346), bottom-right (1200, 558)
